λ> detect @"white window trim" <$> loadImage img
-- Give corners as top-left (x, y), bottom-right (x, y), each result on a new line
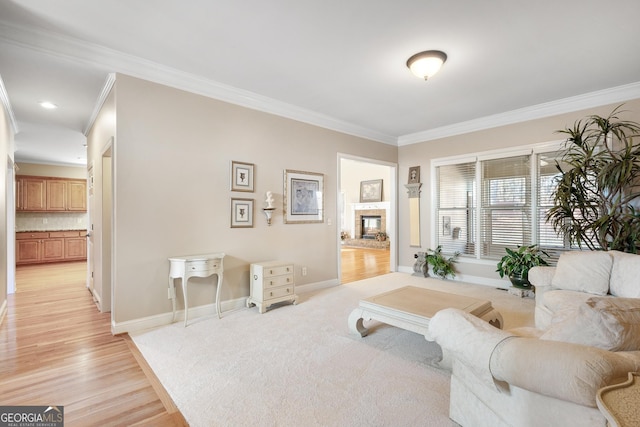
top-left (430, 139), bottom-right (565, 259)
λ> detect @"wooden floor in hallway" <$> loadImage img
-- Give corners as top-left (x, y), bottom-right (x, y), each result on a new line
top-left (340, 246), bottom-right (391, 283)
top-left (0, 261), bottom-right (187, 426)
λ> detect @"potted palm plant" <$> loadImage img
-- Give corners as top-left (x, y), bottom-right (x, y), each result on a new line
top-left (496, 245), bottom-right (549, 288)
top-left (547, 105), bottom-right (640, 253)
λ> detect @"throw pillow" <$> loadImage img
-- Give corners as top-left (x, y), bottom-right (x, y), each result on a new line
top-left (540, 296), bottom-right (640, 351)
top-left (551, 251), bottom-right (612, 295)
top-left (609, 251), bottom-right (640, 298)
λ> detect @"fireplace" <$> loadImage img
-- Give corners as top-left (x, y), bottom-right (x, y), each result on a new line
top-left (361, 215), bottom-right (382, 239)
top-left (344, 204), bottom-right (390, 249)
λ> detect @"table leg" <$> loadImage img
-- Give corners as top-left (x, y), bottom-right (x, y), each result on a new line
top-left (348, 308), bottom-right (369, 337)
top-left (182, 275), bottom-right (189, 327)
top-left (169, 277), bottom-right (177, 322)
top-left (216, 273), bottom-right (223, 319)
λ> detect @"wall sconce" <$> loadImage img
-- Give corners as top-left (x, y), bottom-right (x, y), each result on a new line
top-left (406, 50), bottom-right (447, 80)
top-left (263, 191), bottom-right (276, 226)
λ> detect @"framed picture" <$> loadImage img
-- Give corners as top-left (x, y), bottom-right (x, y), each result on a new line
top-left (408, 166), bottom-right (420, 184)
top-left (230, 161), bottom-right (254, 192)
top-left (284, 169), bottom-right (324, 223)
top-left (443, 216), bottom-right (451, 236)
top-left (230, 198), bottom-right (254, 228)
top-left (360, 179), bottom-right (383, 203)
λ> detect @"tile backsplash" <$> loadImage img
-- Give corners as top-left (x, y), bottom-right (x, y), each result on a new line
top-left (16, 212), bottom-right (88, 231)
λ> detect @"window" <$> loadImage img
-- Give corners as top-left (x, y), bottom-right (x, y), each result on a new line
top-left (434, 145), bottom-right (568, 262)
top-left (436, 162), bottom-right (476, 256)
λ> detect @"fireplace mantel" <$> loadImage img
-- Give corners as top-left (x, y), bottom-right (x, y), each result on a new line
top-left (345, 202), bottom-right (391, 248)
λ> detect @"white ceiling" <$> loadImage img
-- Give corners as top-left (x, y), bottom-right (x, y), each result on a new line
top-left (2, 0), bottom-right (640, 166)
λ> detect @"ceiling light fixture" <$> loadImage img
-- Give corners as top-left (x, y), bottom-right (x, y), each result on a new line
top-left (406, 50), bottom-right (447, 80)
top-left (39, 101), bottom-right (58, 109)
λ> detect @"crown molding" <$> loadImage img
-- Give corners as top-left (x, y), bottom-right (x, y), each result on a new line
top-left (0, 20), bottom-right (396, 145)
top-left (3, 20), bottom-right (640, 148)
top-left (0, 74), bottom-right (19, 134)
top-left (397, 81), bottom-right (640, 146)
top-left (84, 73), bottom-right (116, 136)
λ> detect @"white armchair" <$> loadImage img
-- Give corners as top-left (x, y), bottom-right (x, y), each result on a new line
top-left (429, 308), bottom-right (640, 427)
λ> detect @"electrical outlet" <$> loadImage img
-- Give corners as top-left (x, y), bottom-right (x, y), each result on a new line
top-left (42, 218), bottom-right (48, 224)
top-left (302, 267), bottom-right (307, 276)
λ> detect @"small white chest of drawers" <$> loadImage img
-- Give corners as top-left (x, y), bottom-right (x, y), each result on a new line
top-left (248, 261), bottom-right (298, 313)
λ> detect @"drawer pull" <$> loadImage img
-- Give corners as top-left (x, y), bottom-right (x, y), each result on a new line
top-left (269, 281), bottom-right (273, 285)
top-left (269, 269), bottom-right (273, 274)
top-left (270, 292), bottom-right (273, 297)
top-left (286, 278), bottom-right (290, 282)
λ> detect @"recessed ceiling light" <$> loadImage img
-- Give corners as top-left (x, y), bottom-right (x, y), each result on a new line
top-left (39, 101), bottom-right (58, 109)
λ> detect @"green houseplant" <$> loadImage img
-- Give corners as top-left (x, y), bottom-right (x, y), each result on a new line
top-left (496, 245), bottom-right (549, 288)
top-left (425, 245), bottom-right (460, 280)
top-left (546, 106), bottom-right (640, 253)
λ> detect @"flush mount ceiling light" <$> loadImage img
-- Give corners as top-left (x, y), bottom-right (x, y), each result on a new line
top-left (39, 101), bottom-right (58, 109)
top-left (406, 50), bottom-right (447, 80)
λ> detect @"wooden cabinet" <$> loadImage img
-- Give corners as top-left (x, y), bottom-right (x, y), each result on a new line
top-left (46, 180), bottom-right (67, 211)
top-left (16, 176), bottom-right (86, 212)
top-left (17, 177), bottom-right (47, 211)
top-left (16, 230), bottom-right (87, 265)
top-left (248, 261), bottom-right (297, 313)
top-left (67, 180), bottom-right (87, 211)
top-left (16, 232), bottom-right (49, 264)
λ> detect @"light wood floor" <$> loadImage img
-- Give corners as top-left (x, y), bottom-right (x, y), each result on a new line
top-left (0, 251), bottom-right (386, 425)
top-left (340, 246), bottom-right (390, 283)
top-left (0, 262), bottom-right (187, 427)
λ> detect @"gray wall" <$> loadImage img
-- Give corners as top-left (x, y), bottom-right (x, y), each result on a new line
top-left (87, 74), bottom-right (398, 327)
top-left (397, 98), bottom-right (640, 282)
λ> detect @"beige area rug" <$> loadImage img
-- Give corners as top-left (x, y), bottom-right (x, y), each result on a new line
top-left (131, 273), bottom-right (535, 427)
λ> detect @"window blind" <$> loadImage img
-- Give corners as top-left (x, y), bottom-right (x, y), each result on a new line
top-left (436, 162), bottom-right (476, 256)
top-left (480, 156), bottom-right (532, 259)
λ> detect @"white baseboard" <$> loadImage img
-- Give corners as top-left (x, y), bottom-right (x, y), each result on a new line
top-left (112, 296), bottom-right (248, 335)
top-left (398, 264), bottom-right (510, 289)
top-left (113, 278), bottom-right (341, 335)
top-left (297, 279), bottom-right (339, 293)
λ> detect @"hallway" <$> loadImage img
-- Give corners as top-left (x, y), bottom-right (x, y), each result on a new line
top-left (0, 262), bottom-right (186, 426)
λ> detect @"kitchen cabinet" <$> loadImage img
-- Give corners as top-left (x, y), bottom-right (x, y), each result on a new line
top-left (16, 176), bottom-right (87, 212)
top-left (16, 230), bottom-right (87, 265)
top-left (17, 177), bottom-right (47, 211)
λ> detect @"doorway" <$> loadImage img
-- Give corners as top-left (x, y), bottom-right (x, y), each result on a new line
top-left (338, 155), bottom-right (397, 283)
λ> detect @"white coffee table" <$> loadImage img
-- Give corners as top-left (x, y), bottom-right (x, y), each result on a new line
top-left (348, 285), bottom-right (503, 340)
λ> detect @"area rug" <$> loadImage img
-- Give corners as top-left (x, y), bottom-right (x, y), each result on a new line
top-left (131, 272), bottom-right (535, 427)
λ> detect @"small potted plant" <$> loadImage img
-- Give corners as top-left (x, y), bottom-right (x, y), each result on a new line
top-left (496, 244), bottom-right (549, 288)
top-left (425, 245), bottom-right (460, 280)
top-left (375, 231), bottom-right (387, 241)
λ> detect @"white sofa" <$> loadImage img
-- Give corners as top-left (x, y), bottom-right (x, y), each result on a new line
top-left (428, 250), bottom-right (640, 426)
top-left (429, 308), bottom-right (640, 427)
top-left (529, 250), bottom-right (640, 329)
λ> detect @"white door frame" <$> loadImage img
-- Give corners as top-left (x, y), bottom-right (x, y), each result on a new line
top-left (336, 153), bottom-right (398, 280)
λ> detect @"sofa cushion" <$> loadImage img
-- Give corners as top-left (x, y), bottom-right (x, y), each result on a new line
top-left (539, 289), bottom-right (597, 321)
top-left (551, 251), bottom-right (612, 295)
top-left (609, 251), bottom-right (640, 297)
top-left (540, 297), bottom-right (640, 351)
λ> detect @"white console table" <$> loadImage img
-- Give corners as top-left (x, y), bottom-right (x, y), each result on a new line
top-left (168, 253), bottom-right (225, 326)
